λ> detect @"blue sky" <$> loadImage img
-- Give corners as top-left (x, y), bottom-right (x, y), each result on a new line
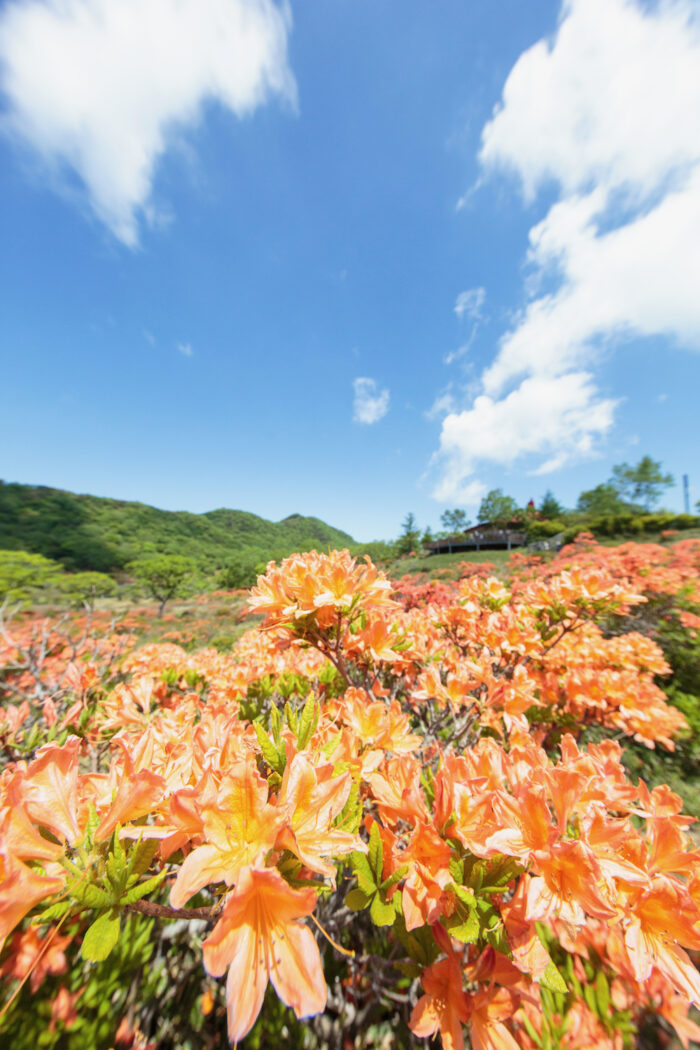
top-left (1, 0), bottom-right (699, 542)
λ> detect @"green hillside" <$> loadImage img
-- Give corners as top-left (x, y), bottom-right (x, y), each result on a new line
top-left (0, 481), bottom-right (355, 574)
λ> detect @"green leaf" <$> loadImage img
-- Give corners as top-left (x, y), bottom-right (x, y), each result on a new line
top-left (449, 856), bottom-right (464, 883)
top-left (520, 1012), bottom-right (542, 1047)
top-left (83, 803), bottom-right (100, 848)
top-left (284, 701), bottom-right (298, 734)
top-left (126, 838), bottom-right (160, 880)
top-left (479, 856), bottom-right (522, 893)
top-left (540, 961), bottom-right (567, 994)
top-left (369, 892), bottom-right (396, 926)
top-left (394, 918), bottom-right (439, 967)
top-left (345, 888), bottom-right (370, 911)
top-left (112, 823), bottom-right (126, 870)
top-left (73, 882), bottom-right (112, 909)
top-left (254, 722), bottom-right (284, 772)
top-left (379, 864), bottom-right (409, 894)
top-left (121, 870), bottom-right (167, 905)
top-left (336, 781), bottom-right (362, 833)
top-left (368, 822), bottom-right (383, 882)
top-left (296, 692), bottom-right (317, 750)
top-left (320, 733), bottom-right (341, 758)
top-left (396, 960), bottom-right (422, 980)
top-left (36, 899), bottom-right (73, 922)
top-left (277, 852), bottom-right (303, 879)
top-left (446, 909), bottom-right (479, 944)
top-left (350, 851), bottom-right (377, 896)
top-left (594, 971), bottom-right (610, 1017)
top-left (106, 850), bottom-right (127, 898)
top-left (451, 884), bottom-right (476, 908)
top-left (270, 703), bottom-right (282, 744)
top-left (81, 910), bottom-right (121, 962)
top-left (483, 921), bottom-right (510, 956)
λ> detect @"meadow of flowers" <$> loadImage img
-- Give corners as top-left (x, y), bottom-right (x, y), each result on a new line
top-left (1, 535), bottom-right (700, 1049)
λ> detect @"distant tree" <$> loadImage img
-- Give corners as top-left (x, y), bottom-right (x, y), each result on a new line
top-left (0, 550), bottom-right (62, 606)
top-left (610, 456), bottom-right (674, 512)
top-left (351, 541), bottom-right (396, 565)
top-left (440, 509), bottom-right (471, 534)
top-left (538, 490), bottom-right (564, 519)
top-left (421, 526), bottom-right (434, 547)
top-left (218, 556), bottom-right (258, 591)
top-left (576, 483), bottom-right (629, 517)
top-left (477, 490), bottom-right (520, 524)
top-left (397, 513), bottom-right (421, 556)
top-left (127, 555), bottom-right (195, 616)
top-left (55, 571), bottom-right (117, 610)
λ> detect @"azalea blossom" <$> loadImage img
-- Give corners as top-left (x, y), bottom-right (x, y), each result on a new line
top-left (202, 866), bottom-right (327, 1042)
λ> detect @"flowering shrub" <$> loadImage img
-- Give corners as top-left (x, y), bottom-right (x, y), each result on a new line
top-left (0, 539), bottom-right (699, 1048)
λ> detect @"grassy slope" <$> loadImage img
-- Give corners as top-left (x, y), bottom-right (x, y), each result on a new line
top-left (387, 548), bottom-right (513, 577)
top-left (0, 481), bottom-right (354, 573)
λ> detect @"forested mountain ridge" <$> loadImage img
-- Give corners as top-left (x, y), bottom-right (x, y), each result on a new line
top-left (0, 481), bottom-right (355, 573)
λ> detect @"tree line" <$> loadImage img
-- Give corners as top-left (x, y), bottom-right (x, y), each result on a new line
top-left (398, 455), bottom-right (690, 553)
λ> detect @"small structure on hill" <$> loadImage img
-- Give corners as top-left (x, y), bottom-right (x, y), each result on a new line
top-left (423, 521), bottom-right (528, 555)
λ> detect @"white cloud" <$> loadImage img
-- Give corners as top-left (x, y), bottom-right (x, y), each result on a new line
top-left (0, 0), bottom-right (296, 245)
top-left (177, 341), bottom-right (193, 357)
top-left (433, 0), bottom-right (700, 501)
top-left (353, 377), bottom-right (389, 425)
top-left (445, 287), bottom-right (485, 367)
top-left (454, 287), bottom-right (485, 321)
top-left (478, 0), bottom-right (700, 395)
top-left (433, 373), bottom-right (617, 501)
top-left (443, 342), bottom-right (473, 366)
top-left (432, 477), bottom-right (487, 508)
top-left (480, 0), bottom-right (700, 204)
top-left (425, 387), bottom-right (456, 420)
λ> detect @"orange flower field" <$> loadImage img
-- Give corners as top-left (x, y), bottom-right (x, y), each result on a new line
top-left (1, 535), bottom-right (700, 1049)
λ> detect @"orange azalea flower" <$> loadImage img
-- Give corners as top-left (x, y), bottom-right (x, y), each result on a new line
top-left (0, 924), bottom-right (71, 992)
top-left (623, 879), bottom-right (700, 1003)
top-left (499, 878), bottom-right (552, 982)
top-left (94, 743), bottom-right (165, 842)
top-left (248, 549), bottom-right (397, 629)
top-left (468, 986), bottom-right (521, 1050)
top-left (48, 985), bottom-right (82, 1033)
top-left (400, 822), bottom-right (453, 931)
top-left (410, 952), bottom-right (469, 1050)
top-left (365, 756), bottom-right (428, 827)
top-left (526, 840), bottom-right (617, 925)
top-left (0, 844), bottom-right (64, 950)
top-left (274, 753), bottom-right (361, 883)
top-left (0, 804), bottom-right (63, 865)
top-left (341, 689), bottom-right (421, 755)
top-left (15, 736), bottom-right (86, 845)
top-left (202, 866), bottom-right (326, 1043)
top-left (170, 757), bottom-right (283, 909)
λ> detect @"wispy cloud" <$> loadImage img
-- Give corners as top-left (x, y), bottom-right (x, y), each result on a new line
top-left (0, 0), bottom-right (296, 246)
top-left (433, 0), bottom-right (700, 501)
top-left (454, 287), bottom-right (485, 322)
top-left (143, 329), bottom-right (156, 346)
top-left (353, 377), bottom-right (389, 425)
top-left (444, 339), bottom-right (475, 367)
top-left (177, 342), bottom-right (194, 357)
top-left (425, 386), bottom-right (457, 420)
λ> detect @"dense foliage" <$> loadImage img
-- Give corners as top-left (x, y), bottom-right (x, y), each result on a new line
top-left (0, 537), bottom-right (699, 1049)
top-left (0, 481), bottom-right (354, 574)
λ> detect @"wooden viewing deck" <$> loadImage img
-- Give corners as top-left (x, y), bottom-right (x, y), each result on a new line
top-left (424, 523), bottom-right (528, 554)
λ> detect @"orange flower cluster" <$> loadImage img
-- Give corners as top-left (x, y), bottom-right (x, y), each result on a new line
top-left (0, 540), bottom-right (699, 1048)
